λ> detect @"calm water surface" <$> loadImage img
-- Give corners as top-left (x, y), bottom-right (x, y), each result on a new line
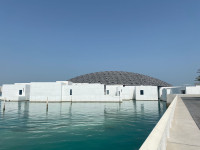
top-left (0, 101), bottom-right (166, 150)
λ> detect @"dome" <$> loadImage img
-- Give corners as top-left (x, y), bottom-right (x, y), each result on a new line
top-left (68, 71), bottom-right (171, 87)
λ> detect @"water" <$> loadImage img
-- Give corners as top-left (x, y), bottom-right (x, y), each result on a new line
top-left (0, 101), bottom-right (166, 150)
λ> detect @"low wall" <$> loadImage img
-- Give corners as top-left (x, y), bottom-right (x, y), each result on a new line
top-left (139, 96), bottom-right (178, 150)
top-left (167, 94), bottom-right (177, 106)
top-left (167, 94), bottom-right (200, 105)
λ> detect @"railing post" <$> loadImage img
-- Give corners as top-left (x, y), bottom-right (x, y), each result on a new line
top-left (46, 97), bottom-right (48, 111)
top-left (3, 98), bottom-right (6, 112)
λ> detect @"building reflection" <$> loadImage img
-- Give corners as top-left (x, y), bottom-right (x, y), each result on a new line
top-left (0, 100), bottom-right (166, 129)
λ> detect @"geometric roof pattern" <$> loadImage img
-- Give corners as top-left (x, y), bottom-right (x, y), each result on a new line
top-left (68, 71), bottom-right (171, 87)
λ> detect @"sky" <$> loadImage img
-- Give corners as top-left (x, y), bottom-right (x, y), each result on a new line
top-left (0, 0), bottom-right (200, 86)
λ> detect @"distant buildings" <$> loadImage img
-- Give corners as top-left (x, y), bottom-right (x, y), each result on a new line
top-left (0, 71), bottom-right (179, 102)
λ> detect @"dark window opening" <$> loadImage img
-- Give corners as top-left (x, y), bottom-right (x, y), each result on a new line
top-left (140, 90), bottom-right (144, 95)
top-left (107, 90), bottom-right (109, 95)
top-left (70, 89), bottom-right (72, 95)
top-left (104, 85), bottom-right (106, 95)
top-left (181, 90), bottom-right (185, 94)
top-left (19, 90), bottom-right (22, 95)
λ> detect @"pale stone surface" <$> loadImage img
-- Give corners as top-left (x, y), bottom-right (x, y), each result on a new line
top-left (140, 95), bottom-right (200, 150)
top-left (139, 96), bottom-right (177, 150)
top-left (167, 142), bottom-right (200, 150)
top-left (166, 97), bottom-right (200, 150)
top-left (167, 94), bottom-right (200, 105)
top-left (182, 97), bottom-right (200, 129)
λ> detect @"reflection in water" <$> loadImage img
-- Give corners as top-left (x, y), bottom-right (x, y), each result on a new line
top-left (0, 100), bottom-right (166, 150)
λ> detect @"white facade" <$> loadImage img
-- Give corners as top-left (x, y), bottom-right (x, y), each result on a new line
top-left (62, 83), bottom-right (121, 102)
top-left (2, 83), bottom-right (30, 101)
top-left (30, 82), bottom-right (63, 102)
top-left (121, 86), bottom-right (136, 100)
top-left (1, 81), bottom-right (161, 102)
top-left (186, 85), bottom-right (200, 94)
top-left (135, 86), bottom-right (158, 100)
top-left (106, 85), bottom-right (123, 96)
top-left (159, 86), bottom-right (186, 101)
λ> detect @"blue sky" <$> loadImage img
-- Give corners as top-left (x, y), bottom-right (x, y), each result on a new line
top-left (0, 0), bottom-right (200, 86)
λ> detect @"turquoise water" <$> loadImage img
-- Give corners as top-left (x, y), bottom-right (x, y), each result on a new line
top-left (0, 101), bottom-right (166, 150)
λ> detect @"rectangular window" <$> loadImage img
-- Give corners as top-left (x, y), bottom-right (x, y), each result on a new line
top-left (106, 90), bottom-right (109, 95)
top-left (140, 90), bottom-right (144, 95)
top-left (70, 89), bottom-right (72, 95)
top-left (181, 90), bottom-right (185, 94)
top-left (19, 90), bottom-right (22, 95)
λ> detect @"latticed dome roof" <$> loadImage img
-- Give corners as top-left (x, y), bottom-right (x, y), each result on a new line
top-left (68, 71), bottom-right (171, 87)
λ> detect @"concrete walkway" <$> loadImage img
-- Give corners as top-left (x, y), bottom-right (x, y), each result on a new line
top-left (182, 97), bottom-right (200, 129)
top-left (167, 97), bottom-right (200, 150)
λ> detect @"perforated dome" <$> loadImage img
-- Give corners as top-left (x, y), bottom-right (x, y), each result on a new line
top-left (68, 71), bottom-right (170, 87)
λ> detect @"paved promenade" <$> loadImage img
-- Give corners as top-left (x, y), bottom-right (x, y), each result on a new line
top-left (182, 97), bottom-right (200, 129)
top-left (167, 97), bottom-right (200, 150)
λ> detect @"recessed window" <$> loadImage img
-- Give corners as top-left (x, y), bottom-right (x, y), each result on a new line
top-left (181, 90), bottom-right (185, 94)
top-left (104, 85), bottom-right (106, 95)
top-left (19, 90), bottom-right (22, 95)
top-left (107, 90), bottom-right (109, 95)
top-left (140, 90), bottom-right (144, 95)
top-left (70, 89), bottom-right (72, 95)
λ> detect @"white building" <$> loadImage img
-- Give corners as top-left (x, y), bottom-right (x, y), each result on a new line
top-left (2, 83), bottom-right (30, 101)
top-left (1, 71), bottom-right (172, 102)
top-left (159, 86), bottom-right (186, 101)
top-left (186, 85), bottom-right (200, 94)
top-left (1, 82), bottom-right (161, 102)
top-left (159, 85), bottom-right (200, 101)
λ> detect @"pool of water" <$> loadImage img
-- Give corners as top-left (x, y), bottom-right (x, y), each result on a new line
top-left (0, 100), bottom-right (166, 150)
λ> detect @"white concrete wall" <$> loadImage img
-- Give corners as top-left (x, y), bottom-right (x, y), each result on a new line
top-left (159, 87), bottom-right (167, 101)
top-left (135, 86), bottom-right (158, 100)
top-left (170, 87), bottom-right (186, 94)
top-left (159, 87), bottom-right (174, 101)
top-left (25, 84), bottom-right (30, 100)
top-left (186, 85), bottom-right (200, 94)
top-left (30, 82), bottom-right (63, 102)
top-left (1, 81), bottom-right (162, 102)
top-left (56, 81), bottom-right (73, 85)
top-left (62, 83), bottom-right (122, 102)
top-left (2, 83), bottom-right (30, 101)
top-left (106, 85), bottom-right (123, 97)
top-left (140, 96), bottom-right (178, 150)
top-left (167, 94), bottom-right (200, 105)
top-left (159, 86), bottom-right (186, 101)
top-left (121, 86), bottom-right (136, 100)
top-left (2, 82), bottom-right (122, 102)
